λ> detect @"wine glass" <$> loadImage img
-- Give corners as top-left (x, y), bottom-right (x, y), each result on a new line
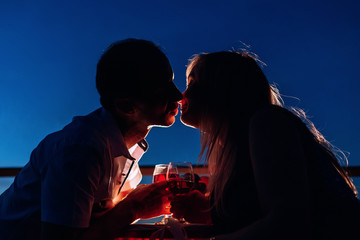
top-left (153, 164), bottom-right (168, 183)
top-left (166, 161), bottom-right (195, 223)
top-left (152, 164), bottom-right (170, 224)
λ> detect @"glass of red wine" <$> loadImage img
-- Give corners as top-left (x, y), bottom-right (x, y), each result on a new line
top-left (152, 164), bottom-right (170, 224)
top-left (153, 164), bottom-right (168, 183)
top-left (166, 161), bottom-right (195, 223)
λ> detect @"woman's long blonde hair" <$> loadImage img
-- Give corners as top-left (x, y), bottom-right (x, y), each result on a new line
top-left (187, 51), bottom-right (357, 212)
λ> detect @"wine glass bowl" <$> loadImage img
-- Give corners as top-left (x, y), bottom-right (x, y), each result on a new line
top-left (152, 164), bottom-right (168, 183)
top-left (166, 162), bottom-right (195, 223)
top-left (152, 164), bottom-right (169, 225)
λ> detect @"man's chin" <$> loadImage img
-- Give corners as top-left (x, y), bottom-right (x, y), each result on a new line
top-left (164, 116), bottom-right (176, 127)
top-left (149, 116), bottom-right (176, 128)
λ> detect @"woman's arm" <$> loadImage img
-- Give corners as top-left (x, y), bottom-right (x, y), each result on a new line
top-left (170, 190), bottom-right (212, 224)
top-left (216, 108), bottom-right (312, 239)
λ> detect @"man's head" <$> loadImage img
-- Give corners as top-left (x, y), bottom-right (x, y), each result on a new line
top-left (96, 39), bottom-right (183, 127)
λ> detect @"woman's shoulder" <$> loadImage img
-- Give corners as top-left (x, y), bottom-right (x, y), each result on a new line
top-left (250, 104), bottom-right (300, 127)
top-left (248, 104), bottom-right (312, 146)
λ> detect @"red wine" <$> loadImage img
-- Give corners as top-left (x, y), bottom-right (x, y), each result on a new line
top-left (153, 173), bottom-right (166, 183)
top-left (168, 179), bottom-right (194, 195)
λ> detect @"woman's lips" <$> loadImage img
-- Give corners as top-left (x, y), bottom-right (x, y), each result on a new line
top-left (180, 99), bottom-right (188, 113)
top-left (181, 105), bottom-right (188, 112)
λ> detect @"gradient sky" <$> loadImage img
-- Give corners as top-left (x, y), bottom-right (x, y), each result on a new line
top-left (0, 0), bottom-right (359, 168)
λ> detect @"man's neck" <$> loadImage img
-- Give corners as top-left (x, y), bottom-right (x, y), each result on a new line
top-left (123, 126), bottom-right (150, 149)
top-left (110, 108), bottom-right (151, 149)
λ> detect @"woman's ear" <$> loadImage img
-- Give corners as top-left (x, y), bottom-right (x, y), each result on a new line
top-left (114, 98), bottom-right (136, 115)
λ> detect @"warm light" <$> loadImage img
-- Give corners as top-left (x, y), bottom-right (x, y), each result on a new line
top-left (112, 189), bottom-right (134, 205)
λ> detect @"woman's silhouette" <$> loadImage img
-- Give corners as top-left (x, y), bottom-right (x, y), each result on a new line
top-left (172, 51), bottom-right (360, 239)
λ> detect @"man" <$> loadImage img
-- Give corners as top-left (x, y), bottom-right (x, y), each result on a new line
top-left (0, 39), bottom-right (183, 239)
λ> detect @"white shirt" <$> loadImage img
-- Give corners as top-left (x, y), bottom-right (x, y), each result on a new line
top-left (0, 108), bottom-right (146, 229)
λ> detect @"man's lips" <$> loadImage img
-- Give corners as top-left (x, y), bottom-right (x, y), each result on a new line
top-left (170, 108), bottom-right (179, 116)
top-left (168, 102), bottom-right (179, 115)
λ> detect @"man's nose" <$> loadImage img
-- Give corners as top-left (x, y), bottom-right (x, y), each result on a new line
top-left (174, 88), bottom-right (183, 101)
top-left (168, 82), bottom-right (183, 102)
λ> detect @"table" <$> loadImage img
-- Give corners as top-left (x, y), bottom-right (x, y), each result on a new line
top-left (115, 223), bottom-right (215, 240)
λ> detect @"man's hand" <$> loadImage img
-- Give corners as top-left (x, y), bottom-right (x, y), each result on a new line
top-left (121, 181), bottom-right (171, 220)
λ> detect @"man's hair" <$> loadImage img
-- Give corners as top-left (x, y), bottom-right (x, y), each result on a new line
top-left (96, 38), bottom-right (173, 110)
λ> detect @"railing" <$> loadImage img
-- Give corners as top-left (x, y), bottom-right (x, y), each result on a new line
top-left (1, 165), bottom-right (358, 239)
top-left (1, 166), bottom-right (360, 177)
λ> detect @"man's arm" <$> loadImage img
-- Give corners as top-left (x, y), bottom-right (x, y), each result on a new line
top-left (42, 181), bottom-right (170, 240)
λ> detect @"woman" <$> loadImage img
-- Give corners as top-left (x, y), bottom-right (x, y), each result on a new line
top-left (172, 51), bottom-right (360, 239)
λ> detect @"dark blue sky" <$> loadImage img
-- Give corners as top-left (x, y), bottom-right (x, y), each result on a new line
top-left (1, 0), bottom-right (359, 168)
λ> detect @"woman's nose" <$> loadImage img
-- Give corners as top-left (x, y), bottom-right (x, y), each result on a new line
top-left (179, 92), bottom-right (187, 104)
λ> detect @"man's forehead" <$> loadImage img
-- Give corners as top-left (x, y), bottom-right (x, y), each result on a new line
top-left (144, 71), bottom-right (173, 87)
top-left (134, 61), bottom-right (176, 94)
top-left (140, 78), bottom-right (181, 100)
top-left (148, 79), bottom-right (175, 92)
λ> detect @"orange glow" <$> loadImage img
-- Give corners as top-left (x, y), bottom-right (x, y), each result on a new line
top-left (112, 189), bottom-right (134, 205)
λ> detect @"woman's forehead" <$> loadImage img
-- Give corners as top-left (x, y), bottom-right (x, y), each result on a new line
top-left (186, 63), bottom-right (198, 79)
top-left (186, 71), bottom-right (196, 85)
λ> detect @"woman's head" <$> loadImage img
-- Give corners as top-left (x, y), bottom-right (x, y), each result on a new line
top-left (180, 51), bottom-right (282, 211)
top-left (181, 51), bottom-right (275, 131)
top-left (182, 51), bottom-right (358, 213)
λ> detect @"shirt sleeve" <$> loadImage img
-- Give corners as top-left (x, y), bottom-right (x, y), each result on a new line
top-left (41, 144), bottom-right (102, 228)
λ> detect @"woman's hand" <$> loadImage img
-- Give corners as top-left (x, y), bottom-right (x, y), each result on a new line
top-left (122, 181), bottom-right (171, 220)
top-left (170, 190), bottom-right (212, 224)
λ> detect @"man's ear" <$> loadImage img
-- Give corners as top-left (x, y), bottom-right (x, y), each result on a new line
top-left (114, 98), bottom-right (136, 115)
